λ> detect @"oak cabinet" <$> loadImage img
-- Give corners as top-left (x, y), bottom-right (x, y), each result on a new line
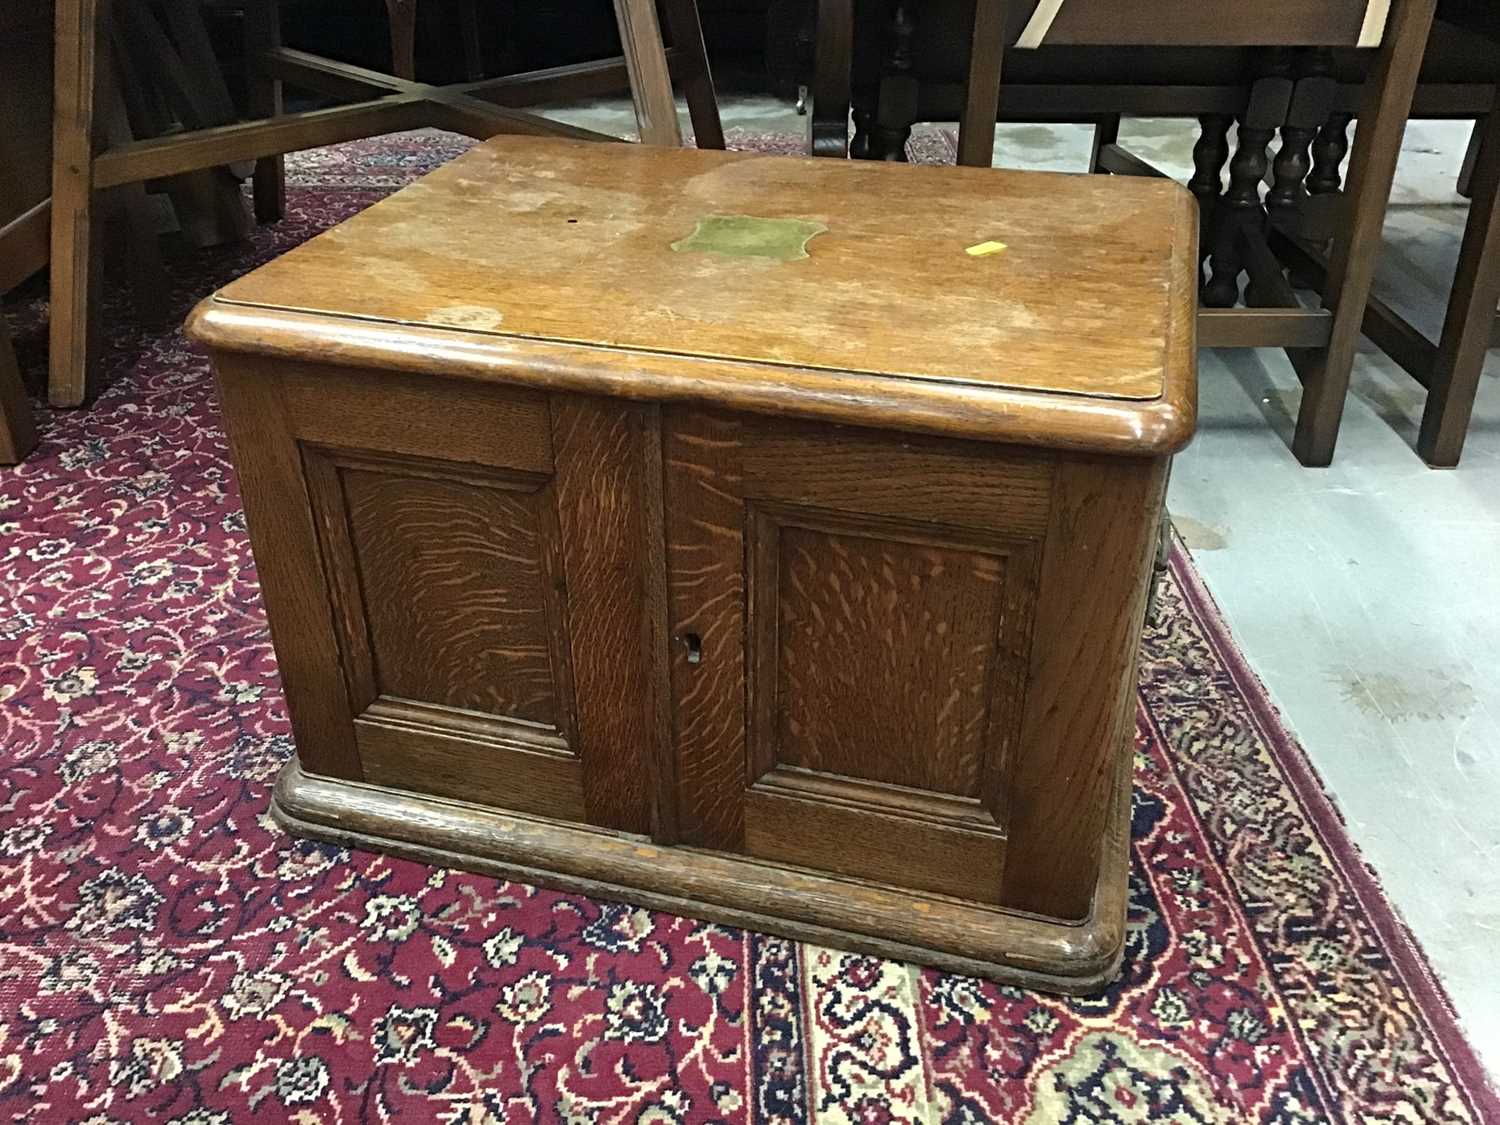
top-left (191, 134), bottom-right (1196, 992)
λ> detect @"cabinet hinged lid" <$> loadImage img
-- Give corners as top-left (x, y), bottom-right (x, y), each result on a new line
top-left (194, 136), bottom-right (1198, 453)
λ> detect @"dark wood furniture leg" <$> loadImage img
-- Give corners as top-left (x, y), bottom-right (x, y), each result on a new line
top-left (1292, 0), bottom-right (1437, 466)
top-left (1203, 67), bottom-right (1292, 309)
top-left (0, 323), bottom-right (37, 465)
top-left (809, 0), bottom-right (853, 156)
top-left (1308, 111), bottom-right (1353, 194)
top-left (660, 0), bottom-right (725, 148)
top-left (1418, 99), bottom-right (1500, 466)
top-left (870, 2), bottom-right (916, 160)
top-left (1269, 52), bottom-right (1336, 236)
top-left (246, 0), bottom-right (285, 221)
top-left (1089, 115), bottom-right (1122, 174)
top-left (1458, 116), bottom-right (1482, 199)
top-left (385, 0), bottom-right (418, 79)
top-left (459, 0), bottom-right (483, 81)
top-left (1189, 114), bottom-right (1232, 262)
top-left (956, 0), bottom-right (1006, 168)
top-left (49, 0), bottom-right (109, 408)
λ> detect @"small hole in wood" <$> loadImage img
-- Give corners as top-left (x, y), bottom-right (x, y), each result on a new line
top-left (567, 218), bottom-right (578, 224)
top-left (682, 633), bottom-right (702, 664)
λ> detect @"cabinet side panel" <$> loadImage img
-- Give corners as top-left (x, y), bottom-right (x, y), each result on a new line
top-left (213, 356), bottom-right (362, 780)
top-left (1001, 454), bottom-right (1168, 922)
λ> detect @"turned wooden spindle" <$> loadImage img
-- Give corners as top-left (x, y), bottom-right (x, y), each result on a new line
top-left (1269, 51), bottom-right (1337, 231)
top-left (1269, 128), bottom-right (1317, 216)
top-left (1189, 115), bottom-right (1233, 207)
top-left (1204, 63), bottom-right (1294, 309)
top-left (870, 2), bottom-right (917, 161)
top-left (1204, 126), bottom-right (1277, 306)
top-left (1308, 112), bottom-right (1354, 195)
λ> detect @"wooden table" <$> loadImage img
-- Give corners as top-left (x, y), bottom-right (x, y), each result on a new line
top-left (189, 135), bottom-right (1197, 992)
top-left (47, 0), bottom-right (722, 408)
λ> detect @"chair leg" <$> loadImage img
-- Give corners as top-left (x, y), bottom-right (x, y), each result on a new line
top-left (1458, 116), bottom-right (1483, 199)
top-left (957, 0), bottom-right (1005, 168)
top-left (1292, 0), bottom-right (1436, 467)
top-left (1088, 116), bottom-right (1121, 174)
top-left (809, 0), bottom-right (853, 157)
top-left (49, 0), bottom-right (109, 409)
top-left (0, 322), bottom-right (38, 465)
top-left (245, 0), bottom-right (285, 221)
top-left (659, 0), bottom-right (724, 149)
top-left (1418, 103), bottom-right (1500, 467)
top-left (613, 0), bottom-right (681, 145)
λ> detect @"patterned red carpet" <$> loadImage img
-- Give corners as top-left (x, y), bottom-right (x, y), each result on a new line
top-left (1, 132), bottom-right (1496, 1123)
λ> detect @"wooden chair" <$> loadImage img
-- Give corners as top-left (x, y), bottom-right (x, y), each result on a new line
top-left (48, 0), bottom-right (724, 409)
top-left (810, 0), bottom-right (1438, 466)
top-left (1318, 2), bottom-right (1500, 466)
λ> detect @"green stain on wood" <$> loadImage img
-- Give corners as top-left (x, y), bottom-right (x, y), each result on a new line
top-left (671, 214), bottom-right (828, 262)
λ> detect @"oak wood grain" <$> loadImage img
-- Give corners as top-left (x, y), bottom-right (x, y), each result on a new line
top-left (663, 408), bottom-right (747, 849)
top-left (356, 699), bottom-right (585, 821)
top-left (213, 360), bottom-right (362, 780)
top-left (551, 396), bottom-right (664, 836)
top-left (758, 516), bottom-right (1008, 797)
top-left (744, 787), bottom-right (1007, 903)
top-left (205, 134), bottom-right (1198, 412)
top-left (189, 299), bottom-right (1195, 455)
top-left (342, 465), bottom-right (561, 724)
top-left (667, 410), bottom-right (1059, 907)
top-left (278, 360), bottom-right (554, 473)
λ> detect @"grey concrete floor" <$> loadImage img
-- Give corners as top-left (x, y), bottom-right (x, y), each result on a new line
top-left (549, 98), bottom-right (1500, 1079)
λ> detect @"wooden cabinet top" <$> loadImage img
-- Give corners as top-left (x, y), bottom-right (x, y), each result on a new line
top-left (191, 136), bottom-right (1197, 455)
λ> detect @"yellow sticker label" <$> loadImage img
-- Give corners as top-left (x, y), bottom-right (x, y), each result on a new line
top-left (965, 240), bottom-right (1008, 257)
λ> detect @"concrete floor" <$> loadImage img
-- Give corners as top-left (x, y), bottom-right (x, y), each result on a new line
top-left (552, 98), bottom-right (1500, 1080)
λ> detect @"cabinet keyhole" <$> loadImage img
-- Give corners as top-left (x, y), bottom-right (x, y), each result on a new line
top-left (681, 632), bottom-right (703, 664)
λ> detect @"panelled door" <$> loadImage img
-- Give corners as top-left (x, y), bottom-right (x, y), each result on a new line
top-left (661, 408), bottom-right (1052, 904)
top-left (225, 359), bottom-right (662, 836)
